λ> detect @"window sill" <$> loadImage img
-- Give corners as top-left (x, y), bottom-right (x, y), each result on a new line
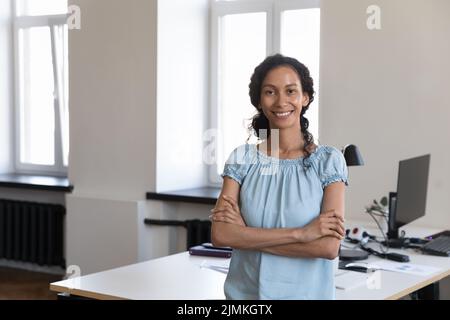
top-left (0, 174), bottom-right (73, 193)
top-left (146, 187), bottom-right (221, 205)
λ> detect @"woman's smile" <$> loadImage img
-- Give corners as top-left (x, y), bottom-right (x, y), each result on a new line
top-left (272, 110), bottom-right (294, 119)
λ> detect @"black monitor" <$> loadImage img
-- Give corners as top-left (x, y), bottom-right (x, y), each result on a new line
top-left (386, 154), bottom-right (431, 247)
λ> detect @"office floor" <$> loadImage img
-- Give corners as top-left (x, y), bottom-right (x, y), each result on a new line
top-left (0, 267), bottom-right (62, 300)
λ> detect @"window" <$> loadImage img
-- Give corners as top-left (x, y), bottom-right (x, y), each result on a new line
top-left (13, 0), bottom-right (69, 175)
top-left (210, 0), bottom-right (320, 185)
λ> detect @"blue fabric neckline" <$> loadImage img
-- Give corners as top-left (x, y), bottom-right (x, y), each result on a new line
top-left (253, 144), bottom-right (324, 166)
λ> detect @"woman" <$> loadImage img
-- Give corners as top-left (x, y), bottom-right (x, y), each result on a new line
top-left (210, 54), bottom-right (348, 300)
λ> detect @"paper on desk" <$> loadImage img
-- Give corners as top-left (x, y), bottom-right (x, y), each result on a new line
top-left (374, 260), bottom-right (441, 276)
top-left (199, 260), bottom-right (230, 274)
top-left (335, 271), bottom-right (369, 290)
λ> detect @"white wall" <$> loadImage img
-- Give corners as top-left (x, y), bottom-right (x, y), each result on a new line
top-left (320, 0), bottom-right (450, 228)
top-left (68, 0), bottom-right (157, 200)
top-left (156, 0), bottom-right (209, 192)
top-left (67, 0), bottom-right (213, 273)
top-left (0, 187), bottom-right (65, 205)
top-left (67, 0), bottom-right (158, 274)
top-left (143, 0), bottom-right (211, 261)
top-left (139, 201), bottom-right (211, 262)
top-left (66, 195), bottom-right (142, 275)
top-left (0, 0), bottom-right (13, 174)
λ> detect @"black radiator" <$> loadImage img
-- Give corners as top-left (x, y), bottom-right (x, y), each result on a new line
top-left (144, 219), bottom-right (211, 250)
top-left (0, 199), bottom-right (65, 267)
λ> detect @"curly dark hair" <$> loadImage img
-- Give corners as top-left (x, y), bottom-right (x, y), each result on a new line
top-left (248, 54), bottom-right (316, 160)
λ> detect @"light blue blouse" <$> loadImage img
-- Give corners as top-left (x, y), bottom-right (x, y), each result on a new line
top-left (221, 143), bottom-right (349, 300)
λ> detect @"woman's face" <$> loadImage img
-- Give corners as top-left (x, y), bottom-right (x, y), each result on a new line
top-left (259, 65), bottom-right (309, 131)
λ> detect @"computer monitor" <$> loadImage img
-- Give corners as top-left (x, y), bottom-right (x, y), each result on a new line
top-left (386, 154), bottom-right (431, 246)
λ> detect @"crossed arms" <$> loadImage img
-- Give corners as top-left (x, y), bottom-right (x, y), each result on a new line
top-left (210, 177), bottom-right (346, 260)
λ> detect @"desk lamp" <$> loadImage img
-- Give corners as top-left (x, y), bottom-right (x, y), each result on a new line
top-left (339, 144), bottom-right (368, 261)
top-left (343, 144), bottom-right (365, 167)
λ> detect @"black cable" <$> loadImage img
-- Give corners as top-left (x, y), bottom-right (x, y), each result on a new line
top-left (360, 242), bottom-right (410, 262)
top-left (366, 211), bottom-right (389, 253)
top-left (359, 243), bottom-right (381, 257)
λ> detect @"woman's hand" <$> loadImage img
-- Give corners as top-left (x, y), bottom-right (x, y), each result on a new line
top-left (298, 209), bottom-right (345, 242)
top-left (210, 195), bottom-right (246, 227)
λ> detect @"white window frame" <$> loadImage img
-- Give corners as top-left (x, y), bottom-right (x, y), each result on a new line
top-left (209, 0), bottom-right (321, 186)
top-left (12, 2), bottom-right (69, 176)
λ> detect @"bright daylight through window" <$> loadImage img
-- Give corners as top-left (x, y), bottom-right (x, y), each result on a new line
top-left (14, 0), bottom-right (69, 175)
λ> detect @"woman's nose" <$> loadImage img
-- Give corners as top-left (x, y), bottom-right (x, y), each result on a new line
top-left (276, 93), bottom-right (290, 107)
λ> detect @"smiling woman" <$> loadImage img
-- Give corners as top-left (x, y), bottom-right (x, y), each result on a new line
top-left (210, 54), bottom-right (349, 300)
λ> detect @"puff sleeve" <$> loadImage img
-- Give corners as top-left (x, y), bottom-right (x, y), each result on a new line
top-left (221, 144), bottom-right (252, 185)
top-left (316, 146), bottom-right (349, 189)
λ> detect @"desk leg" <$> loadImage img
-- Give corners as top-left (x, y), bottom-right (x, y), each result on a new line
top-left (411, 282), bottom-right (440, 300)
top-left (57, 293), bottom-right (95, 300)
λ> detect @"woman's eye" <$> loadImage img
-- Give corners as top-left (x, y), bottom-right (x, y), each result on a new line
top-left (265, 90), bottom-right (274, 95)
top-left (288, 89), bottom-right (297, 95)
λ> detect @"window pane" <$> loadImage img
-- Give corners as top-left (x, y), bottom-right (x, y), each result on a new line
top-left (281, 9), bottom-right (321, 142)
top-left (16, 0), bottom-right (68, 16)
top-left (19, 27), bottom-right (55, 166)
top-left (218, 12), bottom-right (266, 175)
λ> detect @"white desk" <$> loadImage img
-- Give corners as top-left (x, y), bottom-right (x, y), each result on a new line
top-left (51, 253), bottom-right (227, 300)
top-left (336, 247), bottom-right (450, 299)
top-left (336, 222), bottom-right (450, 299)
top-left (51, 223), bottom-right (450, 300)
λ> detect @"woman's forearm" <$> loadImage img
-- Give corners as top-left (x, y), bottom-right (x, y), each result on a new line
top-left (211, 222), bottom-right (303, 250)
top-left (212, 222), bottom-right (340, 259)
top-left (259, 237), bottom-right (341, 260)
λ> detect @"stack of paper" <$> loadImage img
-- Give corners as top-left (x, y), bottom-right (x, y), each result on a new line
top-left (335, 271), bottom-right (368, 290)
top-left (373, 261), bottom-right (441, 276)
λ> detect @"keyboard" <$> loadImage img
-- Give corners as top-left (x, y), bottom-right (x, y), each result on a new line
top-left (422, 236), bottom-right (450, 257)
